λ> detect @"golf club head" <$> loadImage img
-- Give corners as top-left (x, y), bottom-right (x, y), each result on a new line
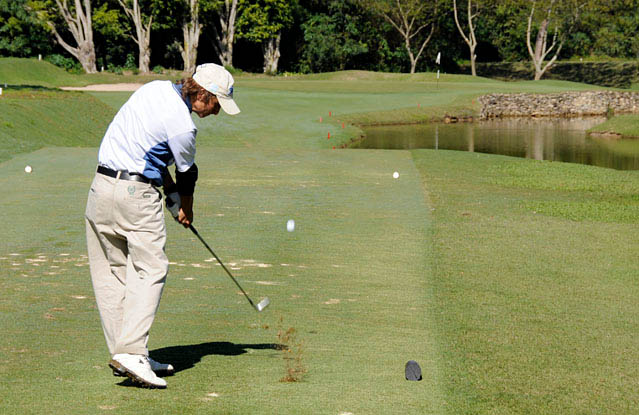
top-left (255, 297), bottom-right (270, 312)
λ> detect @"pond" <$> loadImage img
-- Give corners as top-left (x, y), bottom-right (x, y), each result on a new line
top-left (354, 117), bottom-right (639, 170)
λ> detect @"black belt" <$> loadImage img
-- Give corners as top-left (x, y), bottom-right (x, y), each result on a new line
top-left (97, 165), bottom-right (152, 184)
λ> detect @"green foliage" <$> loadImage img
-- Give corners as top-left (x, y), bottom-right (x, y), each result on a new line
top-left (4, 0), bottom-right (639, 74)
top-left (467, 60), bottom-right (639, 88)
top-left (236, 0), bottom-right (295, 43)
top-left (565, 0), bottom-right (639, 59)
top-left (45, 53), bottom-right (83, 73)
top-left (0, 0), bottom-right (52, 57)
top-left (124, 53), bottom-right (136, 70)
top-left (297, 3), bottom-right (369, 73)
top-left (107, 63), bottom-right (124, 74)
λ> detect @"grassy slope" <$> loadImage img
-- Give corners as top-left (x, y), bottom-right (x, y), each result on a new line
top-left (0, 89), bottom-right (115, 162)
top-left (1, 61), bottom-right (639, 413)
top-left (0, 57), bottom-right (179, 88)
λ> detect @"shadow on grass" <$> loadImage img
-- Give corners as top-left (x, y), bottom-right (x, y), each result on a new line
top-left (116, 342), bottom-right (283, 387)
top-left (152, 341), bottom-right (283, 373)
top-left (2, 84), bottom-right (60, 91)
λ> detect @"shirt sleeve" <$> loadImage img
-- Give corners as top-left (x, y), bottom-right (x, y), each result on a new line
top-left (167, 129), bottom-right (197, 173)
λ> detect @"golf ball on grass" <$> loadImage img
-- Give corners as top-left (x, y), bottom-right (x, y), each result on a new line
top-left (24, 165), bottom-right (32, 173)
top-left (393, 171), bottom-right (399, 179)
top-left (287, 219), bottom-right (295, 232)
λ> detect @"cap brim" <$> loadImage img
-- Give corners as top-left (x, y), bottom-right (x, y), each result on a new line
top-left (218, 96), bottom-right (240, 115)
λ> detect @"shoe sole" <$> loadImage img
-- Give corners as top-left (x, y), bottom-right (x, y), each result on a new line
top-left (108, 360), bottom-right (167, 389)
top-left (112, 367), bottom-right (174, 377)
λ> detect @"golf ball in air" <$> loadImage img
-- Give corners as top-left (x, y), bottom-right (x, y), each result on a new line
top-left (24, 165), bottom-right (32, 173)
top-left (287, 219), bottom-right (295, 232)
top-left (393, 171), bottom-right (399, 179)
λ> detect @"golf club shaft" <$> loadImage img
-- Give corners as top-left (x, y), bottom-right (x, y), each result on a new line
top-left (188, 224), bottom-right (256, 308)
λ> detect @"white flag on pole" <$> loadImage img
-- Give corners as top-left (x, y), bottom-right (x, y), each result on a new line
top-left (436, 52), bottom-right (441, 65)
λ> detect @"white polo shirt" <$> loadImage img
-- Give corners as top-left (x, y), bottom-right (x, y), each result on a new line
top-left (98, 80), bottom-right (197, 186)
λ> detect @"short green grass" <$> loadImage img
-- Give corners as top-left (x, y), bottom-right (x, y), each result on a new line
top-left (413, 150), bottom-right (639, 414)
top-left (588, 113), bottom-right (639, 137)
top-left (2, 59), bottom-right (639, 413)
top-left (0, 89), bottom-right (115, 162)
top-left (0, 146), bottom-right (442, 414)
top-left (0, 57), bottom-right (179, 88)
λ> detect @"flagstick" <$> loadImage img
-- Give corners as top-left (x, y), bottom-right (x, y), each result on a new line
top-left (435, 51), bottom-right (441, 90)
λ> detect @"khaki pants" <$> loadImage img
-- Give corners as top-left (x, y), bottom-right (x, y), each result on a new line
top-left (85, 172), bottom-right (168, 356)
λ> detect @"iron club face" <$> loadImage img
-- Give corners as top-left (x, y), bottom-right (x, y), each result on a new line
top-left (255, 297), bottom-right (270, 312)
top-left (188, 224), bottom-right (271, 312)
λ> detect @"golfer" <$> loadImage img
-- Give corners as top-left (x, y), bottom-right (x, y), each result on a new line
top-left (85, 63), bottom-right (240, 388)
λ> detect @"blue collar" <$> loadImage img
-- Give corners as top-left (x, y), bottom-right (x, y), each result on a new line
top-left (172, 83), bottom-right (192, 112)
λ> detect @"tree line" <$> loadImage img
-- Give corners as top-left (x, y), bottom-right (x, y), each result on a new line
top-left (1, 0), bottom-right (638, 79)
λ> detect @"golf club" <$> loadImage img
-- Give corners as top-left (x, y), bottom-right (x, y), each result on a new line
top-left (188, 224), bottom-right (270, 312)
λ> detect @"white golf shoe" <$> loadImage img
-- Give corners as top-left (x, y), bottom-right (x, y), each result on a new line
top-left (109, 354), bottom-right (167, 389)
top-left (148, 357), bottom-right (175, 375)
top-left (112, 356), bottom-right (174, 377)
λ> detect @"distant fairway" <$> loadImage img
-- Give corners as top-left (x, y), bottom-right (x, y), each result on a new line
top-left (1, 59), bottom-right (638, 414)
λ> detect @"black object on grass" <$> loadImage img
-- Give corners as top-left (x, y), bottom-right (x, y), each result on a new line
top-left (405, 360), bottom-right (422, 381)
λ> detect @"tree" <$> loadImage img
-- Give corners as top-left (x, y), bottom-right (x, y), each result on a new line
top-left (236, 0), bottom-right (295, 74)
top-left (204, 0), bottom-right (239, 67)
top-left (30, 0), bottom-right (98, 73)
top-left (360, 0), bottom-right (438, 73)
top-left (180, 0), bottom-right (201, 73)
top-left (0, 0), bottom-right (53, 57)
top-left (92, 1), bottom-right (131, 69)
top-left (297, 1), bottom-right (369, 73)
top-left (453, 0), bottom-right (480, 76)
top-left (117, 0), bottom-right (153, 72)
top-left (526, 0), bottom-right (585, 80)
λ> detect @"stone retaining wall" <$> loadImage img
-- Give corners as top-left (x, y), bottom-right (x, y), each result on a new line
top-left (479, 91), bottom-right (639, 119)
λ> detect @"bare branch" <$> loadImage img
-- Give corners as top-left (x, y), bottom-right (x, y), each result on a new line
top-left (47, 21), bottom-right (78, 58)
top-left (526, 3), bottom-right (536, 60)
top-left (453, 0), bottom-right (471, 46)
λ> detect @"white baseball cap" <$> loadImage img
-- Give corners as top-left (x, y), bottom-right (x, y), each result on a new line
top-left (192, 63), bottom-right (240, 115)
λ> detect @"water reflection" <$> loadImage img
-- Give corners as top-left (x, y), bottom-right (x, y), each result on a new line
top-left (355, 117), bottom-right (639, 170)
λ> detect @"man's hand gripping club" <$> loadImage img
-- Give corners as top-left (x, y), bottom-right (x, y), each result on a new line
top-left (164, 176), bottom-right (194, 228)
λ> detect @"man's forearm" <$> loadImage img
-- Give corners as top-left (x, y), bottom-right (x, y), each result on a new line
top-left (163, 172), bottom-right (176, 191)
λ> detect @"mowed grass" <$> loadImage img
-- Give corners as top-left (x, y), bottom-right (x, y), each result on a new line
top-left (588, 113), bottom-right (639, 137)
top-left (0, 57), bottom-right (177, 88)
top-left (413, 150), bottom-right (639, 414)
top-left (0, 89), bottom-right (115, 163)
top-left (2, 61), bottom-right (639, 413)
top-left (0, 146), bottom-right (441, 414)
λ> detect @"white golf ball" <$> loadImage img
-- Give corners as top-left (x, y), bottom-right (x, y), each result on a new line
top-left (393, 171), bottom-right (399, 179)
top-left (24, 165), bottom-right (32, 173)
top-left (286, 219), bottom-right (295, 232)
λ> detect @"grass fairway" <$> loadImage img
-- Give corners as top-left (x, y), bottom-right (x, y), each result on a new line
top-left (0, 146), bottom-right (442, 414)
top-left (1, 64), bottom-right (639, 413)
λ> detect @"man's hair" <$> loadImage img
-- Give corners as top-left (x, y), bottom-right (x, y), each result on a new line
top-left (179, 78), bottom-right (216, 104)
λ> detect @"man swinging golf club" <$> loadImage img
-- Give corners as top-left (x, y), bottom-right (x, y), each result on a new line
top-left (85, 64), bottom-right (240, 389)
